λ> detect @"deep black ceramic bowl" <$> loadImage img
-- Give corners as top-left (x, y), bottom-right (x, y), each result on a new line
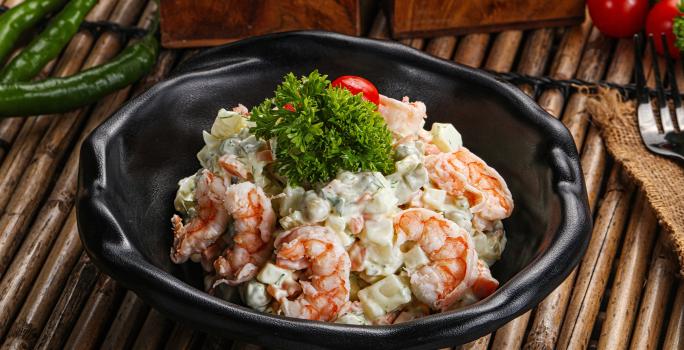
top-left (77, 31), bottom-right (591, 349)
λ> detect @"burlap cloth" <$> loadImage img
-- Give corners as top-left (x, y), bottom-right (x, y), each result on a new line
top-left (587, 88), bottom-right (684, 276)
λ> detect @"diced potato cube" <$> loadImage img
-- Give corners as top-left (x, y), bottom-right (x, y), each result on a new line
top-left (325, 214), bottom-right (346, 233)
top-left (421, 187), bottom-right (446, 211)
top-left (430, 123), bottom-right (462, 152)
top-left (211, 109), bottom-right (247, 139)
top-left (364, 218), bottom-right (394, 247)
top-left (256, 263), bottom-right (292, 288)
top-left (403, 245), bottom-right (430, 270)
top-left (242, 280), bottom-right (272, 312)
top-left (394, 154), bottom-right (421, 174)
top-left (365, 187), bottom-right (398, 214)
top-left (358, 275), bottom-right (412, 320)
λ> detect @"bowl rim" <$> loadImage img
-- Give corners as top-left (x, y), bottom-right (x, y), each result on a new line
top-left (77, 30), bottom-right (592, 349)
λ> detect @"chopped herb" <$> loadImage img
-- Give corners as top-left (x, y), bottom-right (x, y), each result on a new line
top-left (250, 71), bottom-right (394, 186)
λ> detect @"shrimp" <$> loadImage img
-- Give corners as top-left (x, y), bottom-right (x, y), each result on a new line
top-left (394, 208), bottom-right (479, 311)
top-left (424, 148), bottom-right (513, 222)
top-left (214, 181), bottom-right (276, 285)
top-left (219, 154), bottom-right (252, 180)
top-left (269, 226), bottom-right (351, 321)
top-left (170, 170), bottom-right (229, 264)
top-left (470, 259), bottom-right (499, 299)
top-left (232, 104), bottom-right (249, 116)
top-left (378, 95), bottom-right (427, 138)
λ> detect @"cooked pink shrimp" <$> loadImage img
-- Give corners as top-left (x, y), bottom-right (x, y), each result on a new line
top-left (219, 154), bottom-right (252, 180)
top-left (269, 226), bottom-right (351, 321)
top-left (232, 104), bottom-right (249, 115)
top-left (214, 181), bottom-right (276, 285)
top-left (170, 170), bottom-right (229, 264)
top-left (424, 148), bottom-right (513, 221)
top-left (470, 259), bottom-right (499, 299)
top-left (378, 95), bottom-right (426, 138)
top-left (393, 302), bottom-right (431, 324)
top-left (394, 208), bottom-right (479, 311)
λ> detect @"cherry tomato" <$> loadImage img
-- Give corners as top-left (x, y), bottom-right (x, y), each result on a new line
top-left (283, 103), bottom-right (295, 112)
top-left (646, 0), bottom-right (682, 58)
top-left (587, 0), bottom-right (649, 38)
top-left (331, 75), bottom-right (380, 106)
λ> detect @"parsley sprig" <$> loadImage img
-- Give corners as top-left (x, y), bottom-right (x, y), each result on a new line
top-left (250, 71), bottom-right (394, 186)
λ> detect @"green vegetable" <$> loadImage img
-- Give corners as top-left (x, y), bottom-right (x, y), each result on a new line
top-left (0, 0), bottom-right (97, 83)
top-left (0, 0), bottom-right (67, 64)
top-left (250, 70), bottom-right (394, 186)
top-left (674, 3), bottom-right (684, 52)
top-left (0, 33), bottom-right (158, 117)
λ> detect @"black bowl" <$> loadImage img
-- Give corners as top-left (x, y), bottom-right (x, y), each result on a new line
top-left (77, 31), bottom-right (591, 349)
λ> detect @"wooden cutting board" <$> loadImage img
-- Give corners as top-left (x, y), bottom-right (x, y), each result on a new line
top-left (388, 0), bottom-right (585, 38)
top-left (160, 0), bottom-right (375, 48)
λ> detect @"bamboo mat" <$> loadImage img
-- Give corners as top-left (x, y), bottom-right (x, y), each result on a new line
top-left (0, 1), bottom-right (681, 349)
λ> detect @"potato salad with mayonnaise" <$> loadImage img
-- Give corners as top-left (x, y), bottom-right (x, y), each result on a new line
top-left (169, 71), bottom-right (513, 324)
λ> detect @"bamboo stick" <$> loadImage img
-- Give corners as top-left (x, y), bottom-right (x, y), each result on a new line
top-left (454, 34), bottom-right (489, 68)
top-left (597, 190), bottom-right (657, 350)
top-left (517, 29), bottom-right (554, 76)
top-left (368, 11), bottom-right (389, 40)
top-left (425, 36), bottom-right (457, 59)
top-left (131, 309), bottom-right (173, 350)
top-left (663, 280), bottom-right (684, 350)
top-left (164, 324), bottom-right (203, 350)
top-left (536, 18), bottom-right (592, 116)
top-left (523, 38), bottom-right (634, 350)
top-left (556, 169), bottom-right (634, 350)
top-left (629, 231), bottom-right (677, 350)
top-left (0, 0), bottom-right (144, 277)
top-left (560, 27), bottom-right (612, 149)
top-left (100, 292), bottom-right (149, 350)
top-left (0, 209), bottom-right (83, 347)
top-left (33, 253), bottom-right (99, 350)
top-left (459, 334), bottom-right (491, 350)
top-left (63, 275), bottom-right (124, 350)
top-left (400, 38), bottom-right (425, 50)
top-left (484, 31), bottom-right (522, 72)
top-left (491, 313), bottom-right (531, 350)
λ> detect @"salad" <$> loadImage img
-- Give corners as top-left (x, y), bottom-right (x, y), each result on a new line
top-left (169, 71), bottom-right (513, 324)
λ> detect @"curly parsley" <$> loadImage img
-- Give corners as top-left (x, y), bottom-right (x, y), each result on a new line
top-left (250, 71), bottom-right (394, 186)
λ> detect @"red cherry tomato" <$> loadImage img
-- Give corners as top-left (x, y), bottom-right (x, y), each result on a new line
top-left (283, 103), bottom-right (295, 112)
top-left (331, 75), bottom-right (380, 106)
top-left (646, 0), bottom-right (682, 58)
top-left (587, 0), bottom-right (649, 38)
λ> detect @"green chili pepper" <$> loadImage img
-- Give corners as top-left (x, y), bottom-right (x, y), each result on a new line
top-left (0, 33), bottom-right (159, 117)
top-left (0, 0), bottom-right (97, 83)
top-left (0, 0), bottom-right (67, 64)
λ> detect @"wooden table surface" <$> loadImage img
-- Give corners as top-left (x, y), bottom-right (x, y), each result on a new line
top-left (0, 1), bottom-right (681, 349)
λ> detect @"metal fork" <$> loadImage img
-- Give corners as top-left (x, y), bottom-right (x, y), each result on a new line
top-left (634, 33), bottom-right (684, 161)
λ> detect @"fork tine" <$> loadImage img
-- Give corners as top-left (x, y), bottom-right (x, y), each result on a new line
top-left (634, 34), bottom-right (648, 102)
top-left (635, 34), bottom-right (660, 138)
top-left (660, 33), bottom-right (684, 132)
top-left (650, 34), bottom-right (676, 134)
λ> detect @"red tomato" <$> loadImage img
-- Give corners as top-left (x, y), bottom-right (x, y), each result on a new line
top-left (283, 103), bottom-right (295, 112)
top-left (331, 75), bottom-right (380, 106)
top-left (587, 0), bottom-right (649, 38)
top-left (646, 0), bottom-right (682, 58)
